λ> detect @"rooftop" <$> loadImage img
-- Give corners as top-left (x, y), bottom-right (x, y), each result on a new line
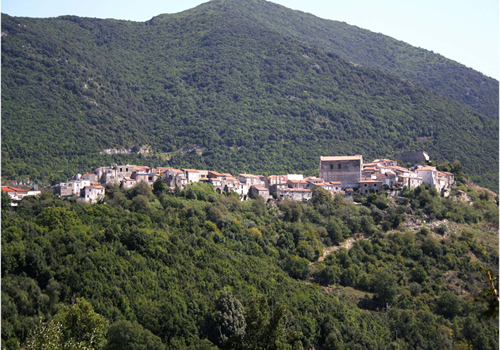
top-left (320, 155), bottom-right (363, 161)
top-left (417, 166), bottom-right (437, 171)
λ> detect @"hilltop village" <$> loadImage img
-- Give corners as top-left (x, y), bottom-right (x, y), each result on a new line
top-left (40, 151), bottom-right (455, 204)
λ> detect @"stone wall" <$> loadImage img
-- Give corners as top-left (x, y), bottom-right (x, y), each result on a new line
top-left (319, 156), bottom-right (362, 189)
top-left (395, 151), bottom-right (429, 164)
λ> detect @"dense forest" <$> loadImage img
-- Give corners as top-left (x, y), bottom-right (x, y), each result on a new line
top-left (1, 0), bottom-right (498, 191)
top-left (2, 179), bottom-right (498, 349)
top-left (215, 0), bottom-right (499, 121)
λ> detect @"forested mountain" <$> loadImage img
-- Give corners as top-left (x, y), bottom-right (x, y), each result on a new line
top-left (1, 0), bottom-right (498, 191)
top-left (2, 182), bottom-right (499, 349)
top-left (211, 0), bottom-right (499, 120)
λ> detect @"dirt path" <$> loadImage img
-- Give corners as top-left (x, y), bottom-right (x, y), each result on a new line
top-left (318, 238), bottom-right (358, 262)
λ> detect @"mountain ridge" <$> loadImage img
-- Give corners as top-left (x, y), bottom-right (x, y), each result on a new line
top-left (1, 1), bottom-right (498, 190)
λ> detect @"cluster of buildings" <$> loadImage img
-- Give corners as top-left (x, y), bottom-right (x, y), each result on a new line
top-left (1, 186), bottom-right (41, 206)
top-left (44, 151), bottom-right (454, 203)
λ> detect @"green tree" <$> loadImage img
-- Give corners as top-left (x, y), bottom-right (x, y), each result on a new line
top-left (24, 298), bottom-right (108, 350)
top-left (215, 290), bottom-right (246, 346)
top-left (153, 177), bottom-right (168, 193)
top-left (436, 291), bottom-right (461, 319)
top-left (106, 320), bottom-right (165, 350)
top-left (371, 270), bottom-right (397, 307)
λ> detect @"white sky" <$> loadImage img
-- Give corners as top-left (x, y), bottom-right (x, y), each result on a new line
top-left (2, 0), bottom-right (499, 80)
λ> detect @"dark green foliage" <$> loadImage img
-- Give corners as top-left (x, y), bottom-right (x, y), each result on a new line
top-left (107, 320), bottom-right (165, 350)
top-left (24, 298), bottom-right (108, 350)
top-left (1, 182), bottom-right (498, 349)
top-left (284, 255), bottom-right (310, 280)
top-left (1, 1), bottom-right (498, 191)
top-left (371, 270), bottom-right (398, 307)
top-left (214, 290), bottom-right (246, 346)
top-left (436, 291), bottom-right (461, 319)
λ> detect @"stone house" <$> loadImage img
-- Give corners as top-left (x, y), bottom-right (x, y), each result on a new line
top-left (209, 178), bottom-right (224, 194)
top-left (287, 179), bottom-right (308, 189)
top-left (438, 171), bottom-right (455, 188)
top-left (319, 155), bottom-right (363, 189)
top-left (79, 185), bottom-right (105, 203)
top-left (164, 169), bottom-right (185, 188)
top-left (238, 174), bottom-right (267, 188)
top-left (276, 188), bottom-right (312, 202)
top-left (415, 166), bottom-right (438, 188)
top-left (249, 185), bottom-right (270, 202)
top-left (208, 171), bottom-right (226, 181)
top-left (358, 179), bottom-right (383, 195)
top-left (135, 170), bottom-right (158, 187)
top-left (97, 164), bottom-right (136, 185)
top-left (121, 177), bottom-right (137, 189)
top-left (183, 169), bottom-right (200, 183)
top-left (344, 188), bottom-right (354, 201)
top-left (81, 173), bottom-right (99, 183)
top-left (398, 173), bottom-right (423, 190)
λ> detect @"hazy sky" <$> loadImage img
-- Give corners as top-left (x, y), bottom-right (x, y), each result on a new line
top-left (2, 0), bottom-right (498, 80)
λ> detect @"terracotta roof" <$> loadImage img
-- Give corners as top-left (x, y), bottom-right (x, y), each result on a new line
top-left (2, 186), bottom-right (27, 192)
top-left (86, 185), bottom-right (105, 189)
top-left (1, 187), bottom-right (17, 192)
top-left (417, 166), bottom-right (437, 171)
top-left (82, 173), bottom-right (94, 177)
top-left (239, 173), bottom-right (259, 178)
top-left (133, 165), bottom-right (150, 171)
top-left (329, 181), bottom-right (341, 185)
top-left (359, 180), bottom-right (382, 183)
top-left (345, 188), bottom-right (354, 192)
top-left (182, 169), bottom-right (199, 172)
top-left (320, 155), bottom-right (362, 161)
top-left (389, 166), bottom-right (409, 171)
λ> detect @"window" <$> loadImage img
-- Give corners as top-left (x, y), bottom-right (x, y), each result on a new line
top-left (120, 168), bottom-right (122, 172)
top-left (330, 164), bottom-right (333, 170)
top-left (338, 164), bottom-right (341, 169)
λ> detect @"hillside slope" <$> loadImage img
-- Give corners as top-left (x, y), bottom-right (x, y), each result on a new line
top-left (1, 4), bottom-right (498, 190)
top-left (208, 0), bottom-right (498, 120)
top-left (2, 182), bottom-right (498, 349)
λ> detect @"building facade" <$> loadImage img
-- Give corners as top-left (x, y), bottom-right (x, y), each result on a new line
top-left (319, 155), bottom-right (363, 189)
